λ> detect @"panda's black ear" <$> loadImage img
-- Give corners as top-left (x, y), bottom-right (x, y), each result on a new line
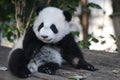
top-left (63, 11), bottom-right (72, 22)
top-left (36, 7), bottom-right (44, 15)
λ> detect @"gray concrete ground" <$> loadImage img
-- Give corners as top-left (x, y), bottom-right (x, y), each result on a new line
top-left (0, 46), bottom-right (120, 80)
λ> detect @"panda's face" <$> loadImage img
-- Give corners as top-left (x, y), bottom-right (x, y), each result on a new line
top-left (37, 22), bottom-right (58, 43)
top-left (33, 7), bottom-right (71, 43)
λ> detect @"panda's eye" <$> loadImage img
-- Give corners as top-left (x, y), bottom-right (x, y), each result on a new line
top-left (50, 24), bottom-right (58, 34)
top-left (38, 22), bottom-right (44, 31)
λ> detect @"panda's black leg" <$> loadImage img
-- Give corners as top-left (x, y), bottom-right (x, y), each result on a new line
top-left (76, 60), bottom-right (98, 71)
top-left (38, 62), bottom-right (59, 75)
top-left (8, 49), bottom-right (31, 78)
top-left (58, 33), bottom-right (98, 71)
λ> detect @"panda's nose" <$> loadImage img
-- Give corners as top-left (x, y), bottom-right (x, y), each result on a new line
top-left (41, 35), bottom-right (48, 38)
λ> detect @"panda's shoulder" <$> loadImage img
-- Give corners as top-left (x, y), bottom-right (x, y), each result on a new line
top-left (23, 26), bottom-right (39, 43)
top-left (60, 33), bottom-right (74, 42)
top-left (24, 26), bottom-right (36, 38)
top-left (25, 26), bottom-right (34, 35)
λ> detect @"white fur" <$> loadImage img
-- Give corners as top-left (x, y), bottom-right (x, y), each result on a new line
top-left (33, 7), bottom-right (70, 43)
top-left (28, 46), bottom-right (62, 72)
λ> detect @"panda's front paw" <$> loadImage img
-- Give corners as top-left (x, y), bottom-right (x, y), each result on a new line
top-left (76, 60), bottom-right (98, 71)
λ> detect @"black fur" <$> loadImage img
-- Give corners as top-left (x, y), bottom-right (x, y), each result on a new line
top-left (36, 7), bottom-right (44, 15)
top-left (23, 26), bottom-right (45, 60)
top-left (8, 26), bottom-right (45, 78)
top-left (57, 33), bottom-right (97, 71)
top-left (50, 24), bottom-right (58, 34)
top-left (38, 62), bottom-right (59, 75)
top-left (8, 7), bottom-right (95, 78)
top-left (8, 49), bottom-right (31, 78)
top-left (76, 60), bottom-right (98, 71)
top-left (63, 11), bottom-right (72, 22)
top-left (8, 26), bottom-right (97, 78)
top-left (38, 22), bottom-right (44, 31)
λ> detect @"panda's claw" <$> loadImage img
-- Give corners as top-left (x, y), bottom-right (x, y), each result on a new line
top-left (86, 64), bottom-right (98, 71)
top-left (76, 60), bottom-right (98, 71)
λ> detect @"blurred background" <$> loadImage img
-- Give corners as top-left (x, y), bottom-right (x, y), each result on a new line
top-left (0, 0), bottom-right (120, 53)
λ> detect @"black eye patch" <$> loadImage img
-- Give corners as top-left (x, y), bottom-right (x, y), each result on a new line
top-left (50, 24), bottom-right (58, 34)
top-left (38, 22), bottom-right (44, 31)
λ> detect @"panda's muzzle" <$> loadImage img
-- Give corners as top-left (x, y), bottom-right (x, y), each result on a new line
top-left (41, 35), bottom-right (52, 42)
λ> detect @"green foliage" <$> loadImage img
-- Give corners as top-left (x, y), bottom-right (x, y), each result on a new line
top-left (0, 0), bottom-right (101, 45)
top-left (68, 75), bottom-right (86, 80)
top-left (87, 2), bottom-right (102, 9)
top-left (68, 76), bottom-right (79, 80)
top-left (0, 21), bottom-right (16, 42)
top-left (110, 34), bottom-right (116, 40)
top-left (37, 0), bottom-right (79, 13)
top-left (0, 0), bottom-right (79, 42)
top-left (0, 0), bottom-right (14, 21)
top-left (91, 37), bottom-right (99, 43)
top-left (72, 32), bottom-right (99, 49)
top-left (80, 35), bottom-right (99, 49)
top-left (101, 40), bottom-right (106, 44)
top-left (78, 40), bottom-right (91, 49)
top-left (0, 0), bottom-right (15, 42)
top-left (71, 31), bottom-right (80, 37)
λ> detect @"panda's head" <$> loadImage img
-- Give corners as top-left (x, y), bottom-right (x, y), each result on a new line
top-left (33, 7), bottom-right (72, 43)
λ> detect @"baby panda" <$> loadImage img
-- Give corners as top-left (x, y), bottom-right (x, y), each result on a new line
top-left (8, 7), bottom-right (97, 78)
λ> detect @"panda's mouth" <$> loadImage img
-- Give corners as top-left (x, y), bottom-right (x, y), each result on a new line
top-left (43, 38), bottom-right (52, 42)
top-left (46, 39), bottom-right (52, 41)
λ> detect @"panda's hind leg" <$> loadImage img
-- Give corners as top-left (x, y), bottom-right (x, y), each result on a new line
top-left (8, 49), bottom-right (31, 78)
top-left (38, 62), bottom-right (59, 75)
top-left (32, 46), bottom-right (62, 75)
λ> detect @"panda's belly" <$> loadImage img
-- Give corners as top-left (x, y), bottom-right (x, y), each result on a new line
top-left (28, 45), bottom-right (62, 72)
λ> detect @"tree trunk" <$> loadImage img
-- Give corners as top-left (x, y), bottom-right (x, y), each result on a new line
top-left (12, 0), bottom-right (36, 40)
top-left (14, 0), bottom-right (26, 39)
top-left (111, 0), bottom-right (120, 54)
top-left (80, 0), bottom-right (89, 41)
